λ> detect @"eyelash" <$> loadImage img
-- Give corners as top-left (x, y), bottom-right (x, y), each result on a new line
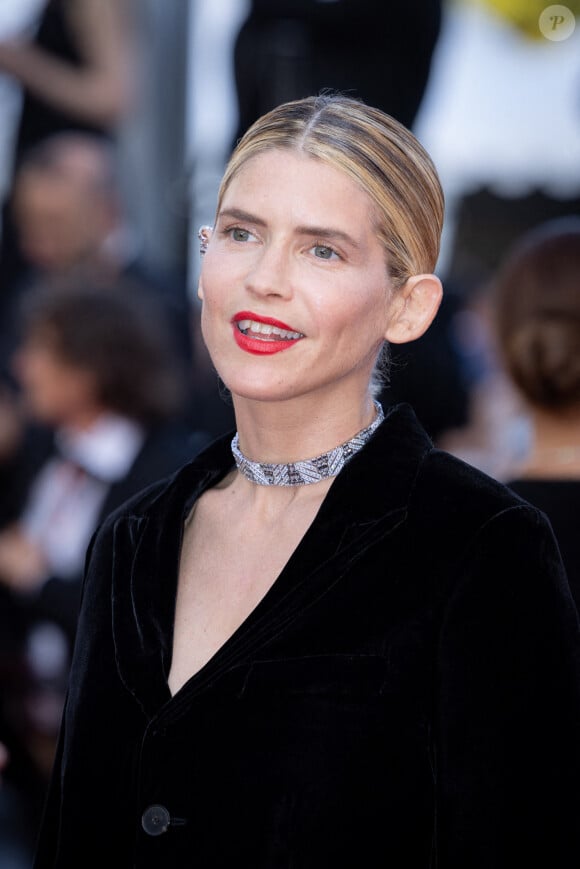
top-left (220, 226), bottom-right (341, 261)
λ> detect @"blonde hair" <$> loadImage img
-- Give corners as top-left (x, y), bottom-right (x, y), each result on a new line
top-left (218, 93), bottom-right (444, 288)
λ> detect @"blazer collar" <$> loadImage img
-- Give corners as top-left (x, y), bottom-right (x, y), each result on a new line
top-left (111, 402), bottom-right (433, 715)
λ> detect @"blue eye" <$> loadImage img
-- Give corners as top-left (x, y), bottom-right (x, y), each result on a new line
top-left (312, 244), bottom-right (339, 261)
top-left (231, 227), bottom-right (252, 242)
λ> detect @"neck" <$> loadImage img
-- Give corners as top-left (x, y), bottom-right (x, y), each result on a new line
top-left (231, 391), bottom-right (379, 465)
top-left (232, 400), bottom-right (382, 487)
top-left (516, 406), bottom-right (580, 478)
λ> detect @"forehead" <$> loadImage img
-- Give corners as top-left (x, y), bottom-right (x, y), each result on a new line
top-left (221, 149), bottom-right (376, 226)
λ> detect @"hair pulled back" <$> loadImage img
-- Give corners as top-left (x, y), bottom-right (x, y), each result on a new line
top-left (492, 218), bottom-right (580, 410)
top-left (218, 93), bottom-right (444, 288)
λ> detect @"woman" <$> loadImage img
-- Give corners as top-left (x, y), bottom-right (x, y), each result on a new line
top-left (491, 217), bottom-right (580, 612)
top-left (33, 95), bottom-right (580, 868)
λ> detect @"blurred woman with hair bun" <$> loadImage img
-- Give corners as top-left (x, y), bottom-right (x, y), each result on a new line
top-left (492, 216), bottom-right (580, 610)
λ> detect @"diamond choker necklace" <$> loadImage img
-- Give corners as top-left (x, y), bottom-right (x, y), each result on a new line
top-left (231, 400), bottom-right (384, 486)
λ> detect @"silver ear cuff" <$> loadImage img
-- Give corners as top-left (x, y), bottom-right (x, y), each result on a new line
top-left (198, 225), bottom-right (212, 255)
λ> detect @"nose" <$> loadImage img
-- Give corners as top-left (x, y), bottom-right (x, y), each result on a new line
top-left (244, 241), bottom-right (293, 300)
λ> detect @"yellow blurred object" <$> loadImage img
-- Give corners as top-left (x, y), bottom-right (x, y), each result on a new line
top-left (459, 0), bottom-right (580, 40)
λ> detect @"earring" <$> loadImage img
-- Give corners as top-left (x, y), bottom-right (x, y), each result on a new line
top-left (198, 225), bottom-right (212, 255)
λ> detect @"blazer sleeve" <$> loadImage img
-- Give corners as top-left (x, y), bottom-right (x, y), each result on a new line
top-left (435, 504), bottom-right (580, 868)
top-left (32, 517), bottom-right (146, 868)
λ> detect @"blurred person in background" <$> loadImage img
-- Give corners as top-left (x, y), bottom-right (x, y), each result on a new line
top-left (0, 0), bottom-right (135, 157)
top-left (0, 280), bottom-right (209, 867)
top-left (232, 0), bottom-right (442, 142)
top-left (0, 131), bottom-right (195, 389)
top-left (489, 216), bottom-right (580, 612)
top-left (434, 278), bottom-right (530, 480)
top-left (0, 0), bottom-right (137, 290)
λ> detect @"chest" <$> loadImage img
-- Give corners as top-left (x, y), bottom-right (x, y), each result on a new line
top-left (167, 491), bottom-right (327, 695)
top-left (135, 511), bottom-right (438, 865)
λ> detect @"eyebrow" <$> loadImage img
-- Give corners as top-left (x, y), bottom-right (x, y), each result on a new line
top-left (295, 224), bottom-right (360, 250)
top-left (217, 207), bottom-right (361, 249)
top-left (217, 208), bottom-right (266, 227)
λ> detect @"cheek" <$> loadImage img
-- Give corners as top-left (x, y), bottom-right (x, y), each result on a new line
top-left (317, 284), bottom-right (389, 344)
top-left (360, 279), bottom-right (392, 335)
top-left (199, 302), bottom-right (211, 347)
top-left (198, 256), bottom-right (228, 311)
top-left (198, 257), bottom-right (239, 343)
top-left (199, 288), bottom-right (226, 366)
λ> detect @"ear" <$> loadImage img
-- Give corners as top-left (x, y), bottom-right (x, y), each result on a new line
top-left (384, 274), bottom-right (443, 344)
top-left (197, 279), bottom-right (204, 301)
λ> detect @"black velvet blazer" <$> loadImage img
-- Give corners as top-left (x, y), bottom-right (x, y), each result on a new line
top-left (33, 404), bottom-right (580, 868)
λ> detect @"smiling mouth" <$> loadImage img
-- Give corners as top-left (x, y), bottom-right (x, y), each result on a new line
top-left (236, 318), bottom-right (304, 341)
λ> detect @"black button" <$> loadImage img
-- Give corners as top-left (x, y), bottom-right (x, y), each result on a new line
top-left (141, 804), bottom-right (171, 836)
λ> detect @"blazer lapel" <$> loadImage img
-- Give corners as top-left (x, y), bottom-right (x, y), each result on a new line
top-left (110, 403), bottom-right (433, 712)
top-left (181, 403), bottom-right (433, 691)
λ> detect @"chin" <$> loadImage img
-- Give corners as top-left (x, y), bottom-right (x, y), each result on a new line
top-left (227, 380), bottom-right (297, 405)
top-left (228, 371), bottom-right (320, 406)
top-left (212, 357), bottom-right (295, 403)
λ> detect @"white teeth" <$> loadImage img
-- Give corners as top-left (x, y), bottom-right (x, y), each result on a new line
top-left (237, 318), bottom-right (303, 339)
top-left (271, 326), bottom-right (300, 338)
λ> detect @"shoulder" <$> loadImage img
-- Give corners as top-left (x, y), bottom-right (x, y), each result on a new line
top-left (404, 450), bottom-right (579, 645)
top-left (405, 445), bottom-right (562, 583)
top-left (91, 427), bottom-right (235, 543)
top-left (354, 401), bottom-right (539, 537)
top-left (413, 445), bottom-right (536, 526)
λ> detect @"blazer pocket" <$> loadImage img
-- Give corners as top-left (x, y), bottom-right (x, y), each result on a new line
top-left (238, 652), bottom-right (389, 699)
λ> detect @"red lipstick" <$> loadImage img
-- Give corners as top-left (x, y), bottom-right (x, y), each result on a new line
top-left (232, 310), bottom-right (304, 356)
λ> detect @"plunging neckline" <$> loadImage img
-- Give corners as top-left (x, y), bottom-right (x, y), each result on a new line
top-left (166, 477), bottom-right (336, 697)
